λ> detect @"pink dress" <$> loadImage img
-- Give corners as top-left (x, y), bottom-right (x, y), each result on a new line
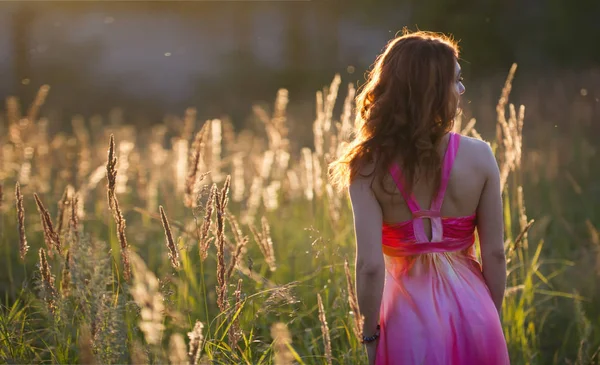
top-left (375, 132), bottom-right (510, 365)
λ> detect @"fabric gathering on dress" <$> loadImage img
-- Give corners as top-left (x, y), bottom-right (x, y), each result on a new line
top-left (375, 132), bottom-right (510, 365)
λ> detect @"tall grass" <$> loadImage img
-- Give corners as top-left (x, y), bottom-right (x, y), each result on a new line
top-left (0, 66), bottom-right (598, 364)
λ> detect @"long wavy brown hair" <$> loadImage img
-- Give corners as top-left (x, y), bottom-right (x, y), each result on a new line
top-left (330, 30), bottom-right (460, 195)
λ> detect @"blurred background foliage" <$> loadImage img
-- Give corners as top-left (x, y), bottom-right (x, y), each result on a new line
top-left (2, 1), bottom-right (600, 130)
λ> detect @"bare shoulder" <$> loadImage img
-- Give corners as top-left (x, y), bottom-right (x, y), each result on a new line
top-left (457, 134), bottom-right (498, 174)
top-left (348, 161), bottom-right (377, 195)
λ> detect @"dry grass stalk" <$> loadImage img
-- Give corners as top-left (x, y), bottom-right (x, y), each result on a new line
top-left (301, 148), bottom-right (314, 201)
top-left (69, 194), bottom-right (80, 244)
top-left (345, 259), bottom-right (363, 339)
top-left (323, 74), bottom-right (341, 133)
top-left (18, 146), bottom-right (34, 186)
top-left (34, 118), bottom-right (51, 193)
top-left (146, 174), bottom-right (159, 217)
top-left (187, 320), bottom-right (205, 365)
top-left (273, 89), bottom-right (289, 139)
top-left (226, 209), bottom-right (245, 249)
top-left (260, 217), bottom-right (276, 272)
top-left (56, 184), bottom-right (73, 234)
top-left (34, 193), bottom-right (62, 256)
top-left (506, 219), bottom-right (535, 263)
top-left (317, 293), bottom-right (332, 365)
top-left (26, 85), bottom-right (50, 123)
top-left (15, 182), bottom-right (29, 261)
top-left (517, 186), bottom-right (529, 249)
top-left (313, 153), bottom-right (324, 199)
top-left (113, 196), bottom-right (131, 281)
top-left (497, 64), bottom-right (518, 116)
top-left (263, 181), bottom-right (281, 211)
top-left (39, 248), bottom-right (57, 313)
top-left (106, 134), bottom-right (131, 281)
top-left (286, 170), bottom-right (301, 199)
top-left (495, 64), bottom-right (525, 191)
top-left (174, 138), bottom-right (189, 194)
top-left (129, 252), bottom-right (165, 346)
top-left (264, 122), bottom-right (282, 158)
top-left (76, 165), bottom-right (105, 217)
top-left (271, 322), bottom-right (294, 365)
top-left (199, 120), bottom-right (212, 176)
top-left (7, 104), bottom-right (26, 150)
top-left (229, 278), bottom-right (243, 349)
top-left (182, 107), bottom-right (197, 140)
top-left (276, 150), bottom-right (291, 179)
top-left (199, 184), bottom-right (217, 261)
top-left (214, 188), bottom-right (228, 312)
top-left (226, 218), bottom-right (248, 280)
top-left (271, 90), bottom-right (291, 176)
top-left (244, 151), bottom-right (274, 223)
top-left (211, 119), bottom-right (223, 182)
top-left (340, 83), bottom-right (356, 140)
top-left (185, 124), bottom-right (209, 208)
top-left (220, 175), bottom-right (231, 211)
top-left (160, 205), bottom-right (181, 270)
top-left (313, 91), bottom-right (325, 157)
top-left (61, 250), bottom-right (71, 297)
top-left (168, 333), bottom-right (188, 365)
top-left (253, 104), bottom-right (271, 127)
top-left (260, 150), bottom-right (275, 181)
top-left (249, 217), bottom-right (276, 272)
top-left (0, 182), bottom-right (3, 212)
top-left (232, 153), bottom-right (245, 202)
top-left (6, 96), bottom-right (21, 128)
top-left (106, 135), bottom-right (117, 211)
top-left (116, 141), bottom-right (134, 194)
top-left (245, 177), bottom-right (263, 224)
top-left (327, 134), bottom-right (338, 164)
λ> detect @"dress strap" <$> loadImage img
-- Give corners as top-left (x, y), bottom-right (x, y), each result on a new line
top-left (389, 163), bottom-right (421, 213)
top-left (388, 133), bottom-right (461, 243)
top-left (430, 132), bottom-right (461, 211)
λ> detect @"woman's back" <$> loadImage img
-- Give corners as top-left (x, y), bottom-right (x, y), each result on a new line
top-left (373, 133), bottom-right (493, 236)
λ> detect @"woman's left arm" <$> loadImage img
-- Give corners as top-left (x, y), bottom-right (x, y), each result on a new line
top-left (349, 176), bottom-right (385, 364)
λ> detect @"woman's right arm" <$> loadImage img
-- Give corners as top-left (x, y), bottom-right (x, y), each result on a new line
top-left (476, 144), bottom-right (507, 314)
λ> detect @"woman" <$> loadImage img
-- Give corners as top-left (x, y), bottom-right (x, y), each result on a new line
top-left (330, 30), bottom-right (510, 364)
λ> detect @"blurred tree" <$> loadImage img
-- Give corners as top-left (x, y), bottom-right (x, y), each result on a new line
top-left (544, 0), bottom-right (600, 68)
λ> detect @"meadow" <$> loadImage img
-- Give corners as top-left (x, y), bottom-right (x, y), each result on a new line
top-left (0, 65), bottom-right (598, 364)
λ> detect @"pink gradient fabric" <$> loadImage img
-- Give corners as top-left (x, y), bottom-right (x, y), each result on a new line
top-left (375, 133), bottom-right (510, 365)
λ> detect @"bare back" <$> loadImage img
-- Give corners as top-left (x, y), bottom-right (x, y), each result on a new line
top-left (372, 134), bottom-right (495, 240)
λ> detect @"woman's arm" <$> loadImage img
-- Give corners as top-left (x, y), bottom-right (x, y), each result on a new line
top-left (476, 144), bottom-right (506, 314)
top-left (349, 175), bottom-right (385, 364)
